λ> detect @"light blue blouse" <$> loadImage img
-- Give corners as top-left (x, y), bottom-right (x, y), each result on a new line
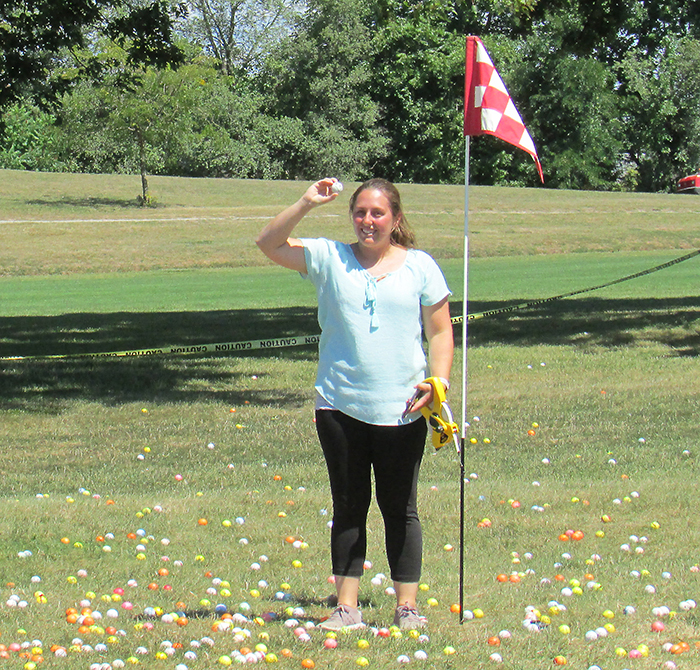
top-left (301, 238), bottom-right (451, 426)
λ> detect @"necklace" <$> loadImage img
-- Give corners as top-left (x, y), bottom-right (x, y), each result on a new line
top-left (352, 243), bottom-right (406, 277)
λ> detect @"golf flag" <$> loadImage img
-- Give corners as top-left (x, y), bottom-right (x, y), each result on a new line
top-left (464, 35), bottom-right (544, 182)
top-left (457, 36), bottom-right (544, 623)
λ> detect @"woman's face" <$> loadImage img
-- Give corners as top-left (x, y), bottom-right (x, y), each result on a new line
top-left (351, 188), bottom-right (398, 251)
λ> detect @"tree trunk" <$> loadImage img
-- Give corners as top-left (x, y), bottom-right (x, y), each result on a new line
top-left (135, 126), bottom-right (149, 204)
top-left (141, 166), bottom-right (149, 203)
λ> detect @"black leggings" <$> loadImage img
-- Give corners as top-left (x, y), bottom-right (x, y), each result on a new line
top-left (315, 409), bottom-right (427, 583)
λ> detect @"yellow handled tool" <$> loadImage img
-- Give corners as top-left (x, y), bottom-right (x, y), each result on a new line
top-left (418, 377), bottom-right (459, 451)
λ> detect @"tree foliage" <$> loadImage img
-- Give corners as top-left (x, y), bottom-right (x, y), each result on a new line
top-left (2, 0), bottom-right (700, 191)
top-left (467, 1), bottom-right (700, 189)
top-left (55, 45), bottom-right (311, 185)
top-left (259, 0), bottom-right (390, 180)
top-left (620, 35), bottom-right (700, 191)
top-left (0, 100), bottom-right (66, 171)
top-left (0, 0), bottom-right (185, 109)
top-left (177, 0), bottom-right (302, 74)
top-left (369, 2), bottom-right (467, 183)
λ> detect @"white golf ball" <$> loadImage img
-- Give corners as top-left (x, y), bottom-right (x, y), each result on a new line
top-left (331, 181), bottom-right (343, 194)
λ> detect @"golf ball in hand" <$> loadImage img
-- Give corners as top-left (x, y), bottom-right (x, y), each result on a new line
top-left (331, 181), bottom-right (343, 194)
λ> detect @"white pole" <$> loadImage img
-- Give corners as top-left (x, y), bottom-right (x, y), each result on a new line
top-left (458, 136), bottom-right (470, 622)
top-left (461, 137), bottom-right (470, 439)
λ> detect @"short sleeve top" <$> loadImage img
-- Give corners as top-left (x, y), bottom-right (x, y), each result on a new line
top-left (300, 237), bottom-right (451, 425)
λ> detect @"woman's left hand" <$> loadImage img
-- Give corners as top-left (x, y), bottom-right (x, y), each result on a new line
top-left (404, 381), bottom-right (434, 416)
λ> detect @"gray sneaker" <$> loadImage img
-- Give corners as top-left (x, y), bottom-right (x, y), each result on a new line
top-left (320, 604), bottom-right (366, 631)
top-left (393, 602), bottom-right (427, 630)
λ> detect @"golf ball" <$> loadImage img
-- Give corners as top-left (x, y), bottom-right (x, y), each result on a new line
top-left (331, 181), bottom-right (343, 194)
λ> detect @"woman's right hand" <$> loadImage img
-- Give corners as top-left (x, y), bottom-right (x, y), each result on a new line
top-left (302, 178), bottom-right (342, 206)
top-left (257, 178), bottom-right (341, 273)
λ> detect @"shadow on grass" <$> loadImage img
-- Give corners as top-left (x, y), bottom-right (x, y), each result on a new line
top-left (0, 307), bottom-right (320, 412)
top-left (0, 298), bottom-right (698, 412)
top-left (26, 196), bottom-right (144, 209)
top-left (153, 591), bottom-right (377, 626)
top-left (455, 296), bottom-right (700, 355)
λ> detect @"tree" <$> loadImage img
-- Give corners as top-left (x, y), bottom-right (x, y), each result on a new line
top-left (6, 0), bottom-right (700, 191)
top-left (177, 0), bottom-right (302, 74)
top-left (57, 48), bottom-right (218, 201)
top-left (672, 38), bottom-right (700, 175)
top-left (0, 0), bottom-right (184, 110)
top-left (364, 0), bottom-right (555, 185)
top-left (161, 76), bottom-right (308, 179)
top-left (260, 0), bottom-right (389, 180)
top-left (0, 100), bottom-right (67, 171)
top-left (621, 36), bottom-right (700, 192)
top-left (369, 3), bottom-right (468, 183)
top-left (525, 0), bottom-right (631, 59)
top-left (622, 0), bottom-right (700, 58)
top-left (493, 27), bottom-right (623, 190)
top-left (56, 44), bottom-right (305, 183)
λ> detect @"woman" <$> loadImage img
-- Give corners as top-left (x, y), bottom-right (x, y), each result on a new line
top-left (256, 177), bottom-right (453, 630)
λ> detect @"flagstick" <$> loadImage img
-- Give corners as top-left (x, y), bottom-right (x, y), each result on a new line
top-left (458, 32), bottom-right (542, 624)
top-left (459, 135), bottom-right (470, 624)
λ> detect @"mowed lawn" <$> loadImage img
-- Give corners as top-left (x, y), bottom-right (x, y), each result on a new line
top-left (0, 169), bottom-right (699, 669)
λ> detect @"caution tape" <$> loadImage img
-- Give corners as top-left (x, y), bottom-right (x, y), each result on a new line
top-left (2, 250), bottom-right (698, 361)
top-left (1, 335), bottom-right (322, 361)
top-left (451, 248), bottom-right (700, 324)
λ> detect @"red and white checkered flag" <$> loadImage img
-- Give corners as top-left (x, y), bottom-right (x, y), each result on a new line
top-left (464, 36), bottom-right (543, 182)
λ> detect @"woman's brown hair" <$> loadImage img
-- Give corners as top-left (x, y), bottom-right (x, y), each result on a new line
top-left (349, 178), bottom-right (416, 248)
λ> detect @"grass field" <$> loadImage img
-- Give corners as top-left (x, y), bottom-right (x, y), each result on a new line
top-left (0, 169), bottom-right (699, 670)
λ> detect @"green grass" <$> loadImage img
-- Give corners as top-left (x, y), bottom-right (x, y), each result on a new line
top-left (1, 250), bottom-right (699, 317)
top-left (0, 171), bottom-right (699, 669)
top-left (2, 169), bottom-right (700, 277)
